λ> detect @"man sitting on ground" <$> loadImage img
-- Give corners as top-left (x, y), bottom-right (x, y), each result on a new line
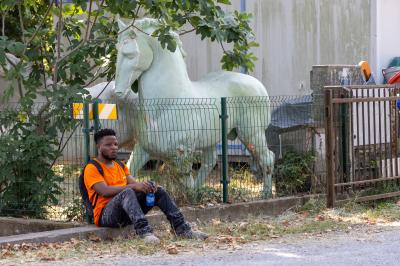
top-left (84, 128), bottom-right (208, 244)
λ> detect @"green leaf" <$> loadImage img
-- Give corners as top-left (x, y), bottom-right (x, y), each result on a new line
top-left (7, 42), bottom-right (25, 56)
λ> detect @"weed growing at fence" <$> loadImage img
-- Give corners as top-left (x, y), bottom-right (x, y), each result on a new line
top-left (62, 198), bottom-right (85, 222)
top-left (357, 180), bottom-right (400, 198)
top-left (230, 166), bottom-right (263, 201)
top-left (275, 150), bottom-right (316, 196)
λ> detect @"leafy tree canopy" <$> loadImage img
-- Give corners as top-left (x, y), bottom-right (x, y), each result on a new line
top-left (1, 0), bottom-right (257, 101)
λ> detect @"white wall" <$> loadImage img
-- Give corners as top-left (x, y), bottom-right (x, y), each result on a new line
top-left (375, 0), bottom-right (400, 83)
top-left (182, 0), bottom-right (372, 96)
top-left (3, 0), bottom-right (399, 99)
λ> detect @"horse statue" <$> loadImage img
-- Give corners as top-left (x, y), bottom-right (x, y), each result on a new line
top-left (114, 18), bottom-right (275, 196)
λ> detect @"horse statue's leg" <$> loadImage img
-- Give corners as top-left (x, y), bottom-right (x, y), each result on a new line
top-left (237, 128), bottom-right (275, 198)
top-left (127, 144), bottom-right (150, 177)
top-left (194, 146), bottom-right (217, 189)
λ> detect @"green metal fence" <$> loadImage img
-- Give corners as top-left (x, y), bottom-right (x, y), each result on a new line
top-left (0, 95), bottom-right (325, 221)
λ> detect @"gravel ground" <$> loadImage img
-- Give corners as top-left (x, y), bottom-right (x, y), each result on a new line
top-left (31, 222), bottom-right (400, 266)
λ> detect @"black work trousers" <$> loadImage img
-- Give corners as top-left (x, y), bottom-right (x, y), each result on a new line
top-left (99, 187), bottom-right (190, 235)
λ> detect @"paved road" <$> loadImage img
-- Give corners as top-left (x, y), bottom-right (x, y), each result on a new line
top-left (36, 225), bottom-right (400, 266)
top-left (114, 226), bottom-right (400, 266)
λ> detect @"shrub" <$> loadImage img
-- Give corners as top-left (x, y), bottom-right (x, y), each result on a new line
top-left (0, 124), bottom-right (63, 218)
top-left (275, 150), bottom-right (315, 196)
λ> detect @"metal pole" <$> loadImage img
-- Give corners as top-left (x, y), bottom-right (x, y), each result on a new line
top-left (83, 102), bottom-right (91, 165)
top-left (93, 100), bottom-right (101, 157)
top-left (325, 90), bottom-right (335, 207)
top-left (220, 97), bottom-right (229, 203)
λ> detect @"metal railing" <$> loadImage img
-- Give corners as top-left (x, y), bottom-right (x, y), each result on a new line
top-left (325, 84), bottom-right (400, 206)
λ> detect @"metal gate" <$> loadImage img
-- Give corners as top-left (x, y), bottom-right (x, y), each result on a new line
top-left (325, 84), bottom-right (400, 207)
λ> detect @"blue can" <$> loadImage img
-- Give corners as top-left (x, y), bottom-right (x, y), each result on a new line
top-left (146, 192), bottom-right (155, 207)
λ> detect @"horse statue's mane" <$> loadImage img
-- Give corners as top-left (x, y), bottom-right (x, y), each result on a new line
top-left (134, 18), bottom-right (158, 33)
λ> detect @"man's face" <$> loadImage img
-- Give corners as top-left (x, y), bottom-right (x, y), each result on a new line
top-left (98, 135), bottom-right (118, 161)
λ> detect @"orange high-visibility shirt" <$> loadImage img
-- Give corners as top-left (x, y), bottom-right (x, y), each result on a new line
top-left (84, 159), bottom-right (130, 226)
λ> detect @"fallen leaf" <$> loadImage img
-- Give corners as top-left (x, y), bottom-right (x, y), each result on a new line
top-left (217, 235), bottom-right (236, 244)
top-left (1, 249), bottom-right (13, 257)
top-left (21, 242), bottom-right (34, 251)
top-left (301, 211), bottom-right (310, 218)
top-left (37, 251), bottom-right (55, 261)
top-left (166, 245), bottom-right (179, 255)
top-left (40, 256), bottom-right (56, 261)
top-left (212, 219), bottom-right (221, 226)
top-left (282, 220), bottom-right (290, 227)
top-left (70, 238), bottom-right (80, 245)
top-left (88, 234), bottom-right (101, 242)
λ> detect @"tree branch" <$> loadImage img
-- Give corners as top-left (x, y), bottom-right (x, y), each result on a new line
top-left (1, 13), bottom-right (5, 36)
top-left (50, 129), bottom-right (65, 169)
top-left (84, 0), bottom-right (93, 41)
top-left (179, 28), bottom-right (196, 35)
top-left (55, 0), bottom-right (105, 70)
top-left (26, 0), bottom-right (55, 46)
top-left (132, 24), bottom-right (151, 36)
top-left (53, 0), bottom-right (63, 85)
top-left (118, 6), bottom-right (143, 36)
top-left (17, 3), bottom-right (26, 43)
top-left (84, 65), bottom-right (112, 88)
top-left (40, 49), bottom-right (49, 91)
top-left (219, 41), bottom-right (227, 52)
top-left (5, 54), bottom-right (24, 99)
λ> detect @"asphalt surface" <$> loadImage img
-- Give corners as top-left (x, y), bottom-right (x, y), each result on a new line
top-left (109, 226), bottom-right (400, 266)
top-left (18, 224), bottom-right (400, 266)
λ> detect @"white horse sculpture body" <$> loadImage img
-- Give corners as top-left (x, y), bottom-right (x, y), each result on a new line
top-left (114, 19), bottom-right (274, 195)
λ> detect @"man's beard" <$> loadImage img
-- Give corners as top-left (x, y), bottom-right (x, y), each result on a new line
top-left (102, 152), bottom-right (117, 161)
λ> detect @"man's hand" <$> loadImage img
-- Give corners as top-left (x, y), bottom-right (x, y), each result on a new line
top-left (129, 181), bottom-right (157, 193)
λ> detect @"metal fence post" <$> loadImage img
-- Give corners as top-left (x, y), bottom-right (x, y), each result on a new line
top-left (220, 97), bottom-right (229, 203)
top-left (325, 89), bottom-right (335, 207)
top-left (93, 100), bottom-right (101, 157)
top-left (83, 102), bottom-right (91, 165)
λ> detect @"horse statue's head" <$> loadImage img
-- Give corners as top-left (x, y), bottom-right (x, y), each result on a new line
top-left (114, 18), bottom-right (186, 98)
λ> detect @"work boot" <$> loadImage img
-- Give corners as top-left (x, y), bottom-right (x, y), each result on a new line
top-left (140, 233), bottom-right (160, 244)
